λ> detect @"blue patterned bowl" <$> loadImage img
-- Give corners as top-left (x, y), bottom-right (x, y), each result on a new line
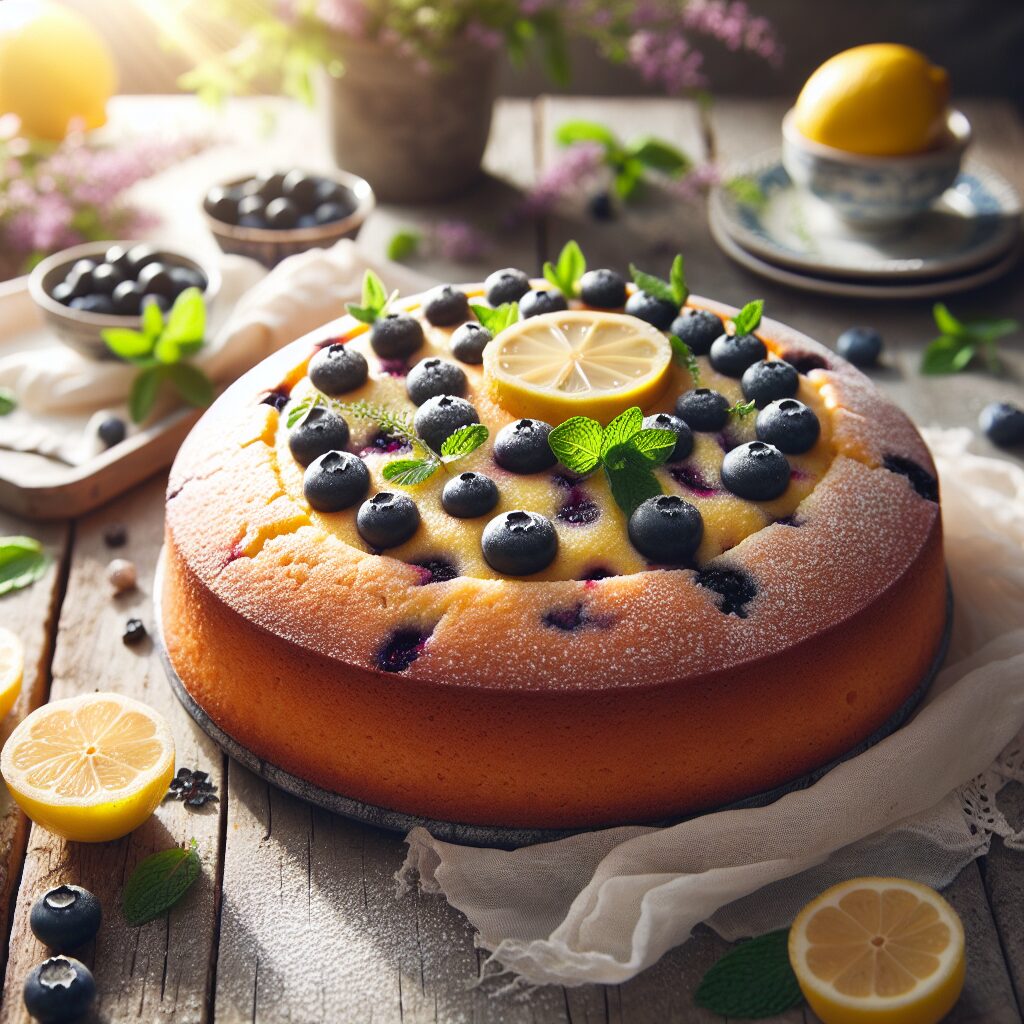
top-left (781, 108), bottom-right (972, 226)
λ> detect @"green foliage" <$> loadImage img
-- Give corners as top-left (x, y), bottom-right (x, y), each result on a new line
top-left (630, 254), bottom-right (688, 306)
top-left (732, 299), bottom-right (764, 336)
top-left (543, 240), bottom-right (587, 298)
top-left (387, 230), bottom-right (421, 262)
top-left (346, 270), bottom-right (397, 325)
top-left (921, 302), bottom-right (1019, 375)
top-left (669, 335), bottom-right (701, 384)
top-left (470, 302), bottom-right (519, 334)
top-left (123, 840), bottom-right (202, 927)
top-left (0, 388), bottom-right (15, 415)
top-left (0, 536), bottom-right (48, 597)
top-left (382, 422), bottom-right (491, 486)
top-left (729, 399), bottom-right (757, 419)
top-left (726, 175), bottom-right (769, 211)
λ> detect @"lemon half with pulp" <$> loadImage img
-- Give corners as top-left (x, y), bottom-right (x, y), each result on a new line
top-left (0, 627), bottom-right (24, 720)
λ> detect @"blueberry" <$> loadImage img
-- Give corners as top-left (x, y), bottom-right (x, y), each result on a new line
top-left (837, 326), bottom-right (883, 367)
top-left (519, 289), bottom-right (568, 319)
top-left (625, 290), bottom-right (677, 330)
top-left (481, 510), bottom-right (558, 575)
top-left (23, 956), bottom-right (96, 1024)
top-left (356, 492), bottom-right (420, 549)
top-left (642, 413), bottom-right (693, 462)
top-left (979, 401), bottom-right (1024, 447)
top-left (441, 472), bottom-right (499, 518)
top-left (288, 406), bottom-right (350, 466)
top-left (30, 885), bottom-right (102, 949)
top-left (406, 358), bottom-right (467, 405)
top-left (755, 398), bottom-right (820, 454)
top-left (675, 388), bottom-right (730, 432)
top-left (111, 280), bottom-right (144, 315)
top-left (579, 269), bottom-right (627, 309)
top-left (493, 418), bottom-right (556, 473)
top-left (423, 285), bottom-right (470, 327)
top-left (721, 441), bottom-right (790, 501)
top-left (247, 171), bottom-right (286, 201)
top-left (587, 191), bottom-right (615, 221)
top-left (125, 244), bottom-right (160, 277)
top-left (64, 259), bottom-right (96, 297)
top-left (237, 194), bottom-right (267, 223)
top-left (313, 201), bottom-right (350, 225)
top-left (315, 178), bottom-right (350, 206)
top-left (51, 282), bottom-right (74, 305)
top-left (696, 565), bottom-right (758, 617)
top-left (137, 262), bottom-right (177, 299)
top-left (69, 294), bottom-right (114, 314)
top-left (308, 343), bottom-right (368, 395)
top-left (297, 214), bottom-right (318, 229)
top-left (265, 197), bottom-right (300, 229)
top-left (709, 332), bottom-right (767, 377)
top-left (484, 268), bottom-right (530, 306)
top-left (89, 263), bottom-right (124, 296)
top-left (303, 450), bottom-right (370, 511)
top-left (141, 293), bottom-right (170, 314)
top-left (104, 244), bottom-right (133, 274)
top-left (169, 266), bottom-right (206, 294)
top-left (669, 309), bottom-right (723, 356)
top-left (741, 359), bottom-right (799, 408)
top-left (282, 169), bottom-right (319, 211)
top-left (238, 214), bottom-right (266, 228)
top-left (450, 322), bottom-right (491, 364)
top-left (627, 494), bottom-right (703, 563)
top-left (98, 416), bottom-right (126, 448)
top-left (370, 314), bottom-right (424, 359)
top-left (123, 618), bottom-right (147, 645)
top-left (204, 186), bottom-right (240, 224)
top-left (413, 395), bottom-right (479, 452)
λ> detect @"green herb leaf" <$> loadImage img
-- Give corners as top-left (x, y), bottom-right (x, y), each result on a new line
top-left (694, 929), bottom-right (804, 1018)
top-left (669, 255), bottom-right (689, 307)
top-left (161, 288), bottom-right (206, 349)
top-left (626, 137), bottom-right (690, 176)
top-left (543, 239), bottom-right (586, 298)
top-left (669, 335), bottom-right (701, 384)
top-left (440, 424), bottom-right (489, 461)
top-left (471, 302), bottom-right (520, 335)
top-left (548, 416), bottom-right (603, 474)
top-left (0, 536), bottom-right (48, 596)
top-left (286, 394), bottom-right (324, 428)
top-left (166, 363), bottom-right (214, 409)
top-left (346, 270), bottom-right (392, 324)
top-left (333, 400), bottom-right (417, 446)
top-left (730, 399), bottom-right (757, 419)
top-left (103, 328), bottom-right (153, 362)
top-left (0, 388), bottom-right (16, 416)
top-left (129, 366), bottom-right (164, 424)
top-left (382, 458), bottom-right (439, 486)
top-left (387, 230), bottom-right (421, 262)
top-left (726, 175), bottom-right (768, 211)
top-left (142, 300), bottom-right (165, 340)
top-left (345, 304), bottom-right (377, 325)
top-left (603, 449), bottom-right (663, 517)
top-left (554, 120), bottom-right (619, 149)
top-left (922, 304), bottom-right (1020, 375)
top-left (123, 839), bottom-right (202, 927)
top-left (600, 406), bottom-right (643, 458)
top-left (933, 302), bottom-right (964, 337)
top-left (920, 336), bottom-right (975, 375)
top-left (732, 300), bottom-right (765, 337)
top-left (629, 428), bottom-right (676, 464)
top-left (614, 157), bottom-right (645, 199)
top-left (629, 263), bottom-right (676, 305)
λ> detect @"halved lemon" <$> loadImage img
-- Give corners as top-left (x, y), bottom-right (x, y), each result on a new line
top-left (789, 877), bottom-right (966, 1024)
top-left (0, 627), bottom-right (24, 720)
top-left (482, 310), bottom-right (673, 424)
top-left (0, 692), bottom-right (175, 842)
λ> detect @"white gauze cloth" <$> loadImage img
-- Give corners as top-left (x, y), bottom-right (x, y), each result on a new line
top-left (399, 427), bottom-right (1024, 987)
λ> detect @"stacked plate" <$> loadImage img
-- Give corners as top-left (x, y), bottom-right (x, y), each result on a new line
top-left (709, 153), bottom-right (1022, 299)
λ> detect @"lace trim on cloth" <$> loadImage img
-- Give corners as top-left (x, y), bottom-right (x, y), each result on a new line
top-left (960, 731), bottom-right (1024, 851)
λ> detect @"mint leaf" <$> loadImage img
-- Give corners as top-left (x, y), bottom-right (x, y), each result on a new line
top-left (555, 120), bottom-right (619, 149)
top-left (345, 304), bottom-right (377, 325)
top-left (167, 363), bottom-right (214, 408)
top-left (382, 458), bottom-right (438, 486)
top-left (129, 365), bottom-right (164, 424)
top-left (548, 416), bottom-right (603, 474)
top-left (286, 394), bottom-right (324, 428)
top-left (440, 424), bottom-right (489, 460)
top-left (921, 336), bottom-right (975, 375)
top-left (669, 335), bottom-right (701, 383)
top-left (629, 263), bottom-right (676, 305)
top-left (543, 239), bottom-right (586, 298)
top-left (0, 536), bottom-right (48, 596)
top-left (123, 840), bottom-right (202, 927)
top-left (346, 270), bottom-right (393, 324)
top-left (103, 327), bottom-right (153, 361)
top-left (669, 255), bottom-right (689, 307)
top-left (933, 302), bottom-right (964, 337)
top-left (629, 428), bottom-right (676, 464)
top-left (730, 399), bottom-right (757, 419)
top-left (923, 304), bottom-right (1018, 374)
top-left (387, 230), bottom-right (421, 262)
top-left (614, 158), bottom-right (645, 199)
top-left (694, 930), bottom-right (803, 1018)
top-left (627, 138), bottom-right (690, 176)
top-left (161, 288), bottom-right (206, 349)
top-left (471, 302), bottom-right (519, 334)
top-left (142, 300), bottom-right (164, 340)
top-left (604, 453), bottom-right (663, 517)
top-left (732, 300), bottom-right (765, 337)
top-left (0, 388), bottom-right (14, 416)
top-left (726, 175), bottom-right (768, 211)
top-left (600, 406), bottom-right (643, 458)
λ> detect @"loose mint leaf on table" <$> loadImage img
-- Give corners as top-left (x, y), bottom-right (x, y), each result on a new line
top-left (921, 302), bottom-right (1019, 375)
top-left (470, 302), bottom-right (519, 334)
top-left (0, 536), bottom-right (48, 596)
top-left (543, 239), bottom-right (587, 298)
top-left (669, 334), bottom-right (701, 383)
top-left (626, 137), bottom-right (691, 176)
top-left (732, 299), bottom-right (765, 336)
top-left (382, 458), bottom-right (438, 486)
top-left (629, 254), bottom-right (688, 306)
top-left (548, 416), bottom-right (603, 474)
top-left (694, 929), bottom-right (804, 1018)
top-left (0, 388), bottom-right (16, 415)
top-left (346, 269), bottom-right (396, 325)
top-left (123, 839), bottom-right (202, 927)
top-left (387, 229), bottom-right (421, 262)
top-left (439, 424), bottom-right (489, 461)
top-left (554, 120), bottom-right (621, 149)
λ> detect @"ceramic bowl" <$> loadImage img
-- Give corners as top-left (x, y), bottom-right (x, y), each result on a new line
top-left (203, 169), bottom-right (375, 268)
top-left (29, 242), bottom-right (221, 361)
top-left (781, 108), bottom-right (972, 225)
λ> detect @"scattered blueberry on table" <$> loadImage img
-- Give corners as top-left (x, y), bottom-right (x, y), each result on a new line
top-left (29, 886), bottom-right (101, 950)
top-left (836, 326), bottom-right (884, 367)
top-left (23, 956), bottom-right (96, 1024)
top-left (979, 401), bottom-right (1024, 447)
top-left (122, 618), bottom-right (147, 646)
top-left (167, 767), bottom-right (219, 807)
top-left (97, 416), bottom-right (126, 448)
top-left (204, 171), bottom-right (356, 231)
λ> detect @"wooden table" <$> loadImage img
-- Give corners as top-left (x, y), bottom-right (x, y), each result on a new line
top-left (1, 95), bottom-right (1023, 1023)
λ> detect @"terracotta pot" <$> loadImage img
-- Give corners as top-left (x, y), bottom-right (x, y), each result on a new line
top-left (323, 37), bottom-right (498, 203)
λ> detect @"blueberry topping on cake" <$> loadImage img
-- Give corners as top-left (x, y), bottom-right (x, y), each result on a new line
top-left (357, 492), bottom-right (420, 549)
top-left (709, 332), bottom-right (768, 378)
top-left (556, 486), bottom-right (600, 525)
top-left (624, 290), bottom-right (677, 330)
top-left (669, 309), bottom-right (721, 355)
top-left (781, 350), bottom-right (830, 374)
top-left (543, 604), bottom-right (589, 631)
top-left (303, 450), bottom-right (370, 511)
top-left (484, 268), bottom-right (531, 306)
top-left (413, 395), bottom-right (479, 452)
top-left (670, 463), bottom-right (718, 497)
top-left (883, 454), bottom-right (939, 502)
top-left (411, 558), bottom-right (460, 584)
top-left (579, 269), bottom-right (627, 309)
top-left (741, 359), bottom-right (799, 408)
top-left (642, 413), bottom-right (693, 462)
top-left (837, 326), bottom-right (883, 367)
top-left (450, 322), bottom-right (492, 365)
top-left (423, 285), bottom-right (470, 327)
top-left (721, 441), bottom-right (790, 501)
top-left (406, 358), bottom-right (467, 405)
top-left (755, 399), bottom-right (821, 454)
top-left (481, 510), bottom-right (558, 575)
top-left (493, 418), bottom-right (557, 473)
top-left (520, 289), bottom-right (569, 319)
top-left (377, 628), bottom-right (428, 672)
top-left (308, 344), bottom-right (368, 395)
top-left (370, 313), bottom-right (424, 359)
top-left (288, 406), bottom-right (350, 466)
top-left (628, 494), bottom-right (703, 563)
top-left (979, 401), bottom-right (1024, 447)
top-left (675, 388), bottom-right (730, 432)
top-left (695, 565), bottom-right (758, 617)
top-left (441, 472), bottom-right (499, 518)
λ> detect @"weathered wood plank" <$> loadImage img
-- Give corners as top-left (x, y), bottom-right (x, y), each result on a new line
top-left (0, 478), bottom-right (225, 1024)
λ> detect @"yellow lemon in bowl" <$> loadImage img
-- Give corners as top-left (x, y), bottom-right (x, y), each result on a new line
top-left (0, 1), bottom-right (117, 140)
top-left (794, 44), bottom-right (950, 156)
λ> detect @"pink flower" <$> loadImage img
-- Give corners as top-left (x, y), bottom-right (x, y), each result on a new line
top-left (464, 21), bottom-right (503, 50)
top-left (627, 30), bottom-right (707, 93)
top-left (434, 220), bottom-right (490, 262)
top-left (671, 161), bottom-right (721, 201)
top-left (518, 142), bottom-right (606, 220)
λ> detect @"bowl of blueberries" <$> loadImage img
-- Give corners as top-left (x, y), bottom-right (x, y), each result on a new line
top-left (202, 168), bottom-right (374, 268)
top-left (29, 241), bottom-right (219, 361)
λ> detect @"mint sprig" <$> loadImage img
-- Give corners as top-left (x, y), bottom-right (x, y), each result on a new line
top-left (387, 230), bottom-right (421, 262)
top-left (729, 399), bottom-right (757, 419)
top-left (543, 239), bottom-right (586, 298)
top-left (695, 929), bottom-right (804, 1018)
top-left (381, 423), bottom-right (490, 487)
top-left (731, 299), bottom-right (765, 337)
top-left (346, 270), bottom-right (398, 325)
top-left (0, 388), bottom-right (15, 415)
top-left (629, 254), bottom-right (688, 307)
top-left (470, 302), bottom-right (520, 335)
top-left (669, 335), bottom-right (701, 384)
top-left (123, 839), bottom-right (202, 927)
top-left (102, 288), bottom-right (213, 424)
top-left (921, 302), bottom-right (1019, 375)
top-left (548, 407), bottom-right (676, 516)
top-left (0, 536), bottom-right (48, 596)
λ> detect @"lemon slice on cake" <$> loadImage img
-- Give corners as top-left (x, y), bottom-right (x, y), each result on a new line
top-left (483, 310), bottom-right (673, 424)
top-left (788, 877), bottom-right (965, 1024)
top-left (0, 692), bottom-right (174, 842)
top-left (0, 627), bottom-right (24, 720)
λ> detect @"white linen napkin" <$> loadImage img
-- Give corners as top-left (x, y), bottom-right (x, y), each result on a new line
top-left (399, 427), bottom-right (1024, 987)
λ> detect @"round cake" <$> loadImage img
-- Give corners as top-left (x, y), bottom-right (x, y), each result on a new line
top-left (160, 251), bottom-right (946, 831)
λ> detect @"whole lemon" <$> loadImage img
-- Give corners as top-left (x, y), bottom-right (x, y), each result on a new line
top-left (0, 1), bottom-right (117, 140)
top-left (794, 44), bottom-right (950, 156)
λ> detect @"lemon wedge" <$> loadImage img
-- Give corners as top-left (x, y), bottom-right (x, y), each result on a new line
top-left (788, 877), bottom-right (965, 1024)
top-left (0, 692), bottom-right (175, 842)
top-left (482, 310), bottom-right (672, 424)
top-left (0, 627), bottom-right (24, 720)
top-left (794, 44), bottom-right (950, 156)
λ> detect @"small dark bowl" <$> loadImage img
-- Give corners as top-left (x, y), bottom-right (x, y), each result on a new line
top-left (203, 169), bottom-right (375, 268)
top-left (29, 241), bottom-right (220, 361)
